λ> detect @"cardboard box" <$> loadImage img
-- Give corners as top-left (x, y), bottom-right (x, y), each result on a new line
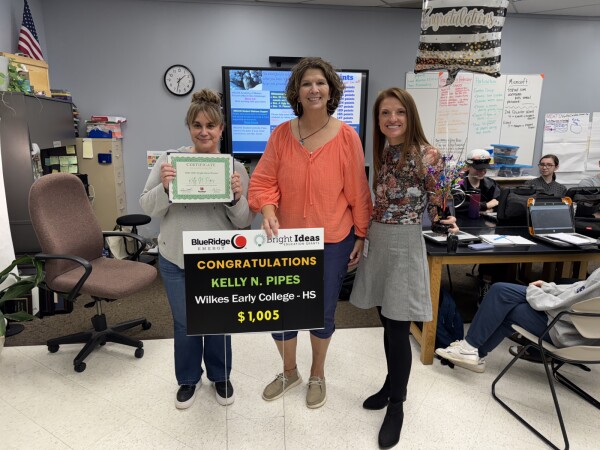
top-left (0, 52), bottom-right (50, 96)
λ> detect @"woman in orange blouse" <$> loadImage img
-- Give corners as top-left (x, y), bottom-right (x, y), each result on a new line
top-left (248, 57), bottom-right (372, 410)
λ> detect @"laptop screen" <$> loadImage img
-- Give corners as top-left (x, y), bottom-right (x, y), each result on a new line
top-left (529, 204), bottom-right (573, 234)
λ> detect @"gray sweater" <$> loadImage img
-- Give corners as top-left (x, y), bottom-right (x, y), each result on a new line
top-left (526, 267), bottom-right (600, 347)
top-left (140, 147), bottom-right (254, 269)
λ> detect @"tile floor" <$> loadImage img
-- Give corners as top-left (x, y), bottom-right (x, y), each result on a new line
top-left (1, 327), bottom-right (599, 449)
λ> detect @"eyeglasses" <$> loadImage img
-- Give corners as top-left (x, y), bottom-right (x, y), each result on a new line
top-left (538, 163), bottom-right (555, 168)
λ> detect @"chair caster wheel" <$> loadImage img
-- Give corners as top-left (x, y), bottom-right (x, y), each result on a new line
top-left (142, 321), bottom-right (152, 330)
top-left (135, 348), bottom-right (144, 358)
top-left (74, 362), bottom-right (86, 373)
top-left (48, 344), bottom-right (59, 353)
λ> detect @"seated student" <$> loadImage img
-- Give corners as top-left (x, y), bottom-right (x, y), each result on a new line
top-left (456, 148), bottom-right (501, 215)
top-left (435, 268), bottom-right (600, 372)
top-left (525, 154), bottom-right (567, 196)
top-left (578, 160), bottom-right (600, 188)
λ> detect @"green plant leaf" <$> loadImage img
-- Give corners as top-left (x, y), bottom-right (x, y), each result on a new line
top-left (0, 256), bottom-right (44, 312)
top-left (0, 279), bottom-right (37, 303)
top-left (3, 311), bottom-right (35, 322)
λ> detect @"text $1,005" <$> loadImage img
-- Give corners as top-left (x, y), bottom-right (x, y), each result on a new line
top-left (237, 310), bottom-right (280, 323)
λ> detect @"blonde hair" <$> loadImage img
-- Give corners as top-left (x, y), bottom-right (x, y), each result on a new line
top-left (185, 88), bottom-right (224, 128)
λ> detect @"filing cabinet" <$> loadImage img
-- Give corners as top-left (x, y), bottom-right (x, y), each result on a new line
top-left (75, 138), bottom-right (126, 230)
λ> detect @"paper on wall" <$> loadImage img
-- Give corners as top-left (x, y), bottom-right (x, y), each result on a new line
top-left (588, 113), bottom-right (600, 171)
top-left (82, 139), bottom-right (94, 159)
top-left (542, 142), bottom-right (587, 172)
top-left (544, 113), bottom-right (590, 143)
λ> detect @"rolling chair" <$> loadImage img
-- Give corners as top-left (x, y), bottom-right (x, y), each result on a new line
top-left (115, 213), bottom-right (154, 262)
top-left (29, 173), bottom-right (157, 373)
top-left (492, 297), bottom-right (600, 449)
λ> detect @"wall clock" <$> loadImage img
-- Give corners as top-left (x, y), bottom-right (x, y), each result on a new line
top-left (164, 64), bottom-right (195, 96)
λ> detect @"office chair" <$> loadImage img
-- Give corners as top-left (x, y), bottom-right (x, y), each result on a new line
top-left (492, 297), bottom-right (600, 450)
top-left (29, 173), bottom-right (157, 373)
top-left (114, 213), bottom-right (153, 262)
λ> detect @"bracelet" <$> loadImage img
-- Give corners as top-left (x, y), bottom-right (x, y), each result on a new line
top-left (355, 236), bottom-right (365, 241)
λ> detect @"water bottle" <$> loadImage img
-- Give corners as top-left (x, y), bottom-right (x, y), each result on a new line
top-left (469, 192), bottom-right (481, 219)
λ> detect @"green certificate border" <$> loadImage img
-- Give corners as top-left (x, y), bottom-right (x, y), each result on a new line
top-left (168, 153), bottom-right (232, 203)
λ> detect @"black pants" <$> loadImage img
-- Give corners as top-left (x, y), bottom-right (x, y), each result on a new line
top-left (377, 307), bottom-right (412, 403)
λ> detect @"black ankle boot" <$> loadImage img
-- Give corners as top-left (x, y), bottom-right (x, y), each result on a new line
top-left (363, 375), bottom-right (390, 410)
top-left (378, 400), bottom-right (404, 449)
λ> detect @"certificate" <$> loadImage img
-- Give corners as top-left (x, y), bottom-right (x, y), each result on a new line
top-left (168, 152), bottom-right (233, 203)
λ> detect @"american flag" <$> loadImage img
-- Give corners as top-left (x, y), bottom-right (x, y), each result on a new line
top-left (18, 0), bottom-right (44, 60)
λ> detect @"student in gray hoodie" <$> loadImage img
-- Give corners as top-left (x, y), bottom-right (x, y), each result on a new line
top-left (435, 268), bottom-right (600, 373)
top-left (140, 89), bottom-right (254, 408)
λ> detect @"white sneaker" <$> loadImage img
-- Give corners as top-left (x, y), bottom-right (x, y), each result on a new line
top-left (436, 340), bottom-right (486, 373)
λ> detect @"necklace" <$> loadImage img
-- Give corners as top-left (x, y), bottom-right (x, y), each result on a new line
top-left (298, 116), bottom-right (330, 145)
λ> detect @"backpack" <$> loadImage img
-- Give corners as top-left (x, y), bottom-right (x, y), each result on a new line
top-left (435, 288), bottom-right (464, 349)
top-left (497, 186), bottom-right (537, 225)
top-left (497, 187), bottom-right (557, 225)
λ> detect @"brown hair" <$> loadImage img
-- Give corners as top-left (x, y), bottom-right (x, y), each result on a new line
top-left (185, 88), bottom-right (224, 128)
top-left (372, 87), bottom-right (430, 190)
top-left (285, 57), bottom-right (344, 117)
top-left (539, 154), bottom-right (560, 181)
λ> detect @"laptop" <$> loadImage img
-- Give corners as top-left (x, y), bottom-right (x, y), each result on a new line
top-left (527, 199), bottom-right (597, 248)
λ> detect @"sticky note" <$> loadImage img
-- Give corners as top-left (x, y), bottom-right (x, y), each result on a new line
top-left (82, 139), bottom-right (94, 159)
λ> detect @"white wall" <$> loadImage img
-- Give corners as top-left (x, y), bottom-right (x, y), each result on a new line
top-left (3, 0), bottom-right (600, 237)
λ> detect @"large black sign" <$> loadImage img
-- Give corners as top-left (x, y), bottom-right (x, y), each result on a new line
top-left (183, 229), bottom-right (324, 335)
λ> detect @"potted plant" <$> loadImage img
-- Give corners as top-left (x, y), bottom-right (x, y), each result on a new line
top-left (0, 58), bottom-right (30, 94)
top-left (0, 255), bottom-right (43, 353)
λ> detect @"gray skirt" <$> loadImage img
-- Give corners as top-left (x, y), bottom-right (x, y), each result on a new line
top-left (350, 222), bottom-right (432, 322)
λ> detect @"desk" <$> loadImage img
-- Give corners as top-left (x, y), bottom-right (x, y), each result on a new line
top-left (413, 225), bottom-right (600, 365)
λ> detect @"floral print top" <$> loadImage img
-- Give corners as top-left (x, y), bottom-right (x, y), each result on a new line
top-left (372, 143), bottom-right (444, 225)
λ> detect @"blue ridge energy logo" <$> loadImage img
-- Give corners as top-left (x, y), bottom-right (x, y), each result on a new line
top-left (231, 234), bottom-right (247, 249)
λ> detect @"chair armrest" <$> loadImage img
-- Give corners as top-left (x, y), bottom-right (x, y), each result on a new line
top-left (102, 231), bottom-right (146, 260)
top-left (34, 253), bottom-right (92, 302)
top-left (529, 307), bottom-right (600, 350)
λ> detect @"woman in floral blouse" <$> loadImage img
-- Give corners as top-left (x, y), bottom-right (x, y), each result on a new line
top-left (350, 87), bottom-right (458, 449)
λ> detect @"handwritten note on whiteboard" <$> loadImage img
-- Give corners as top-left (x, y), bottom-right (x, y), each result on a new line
top-left (543, 113), bottom-right (590, 172)
top-left (406, 72), bottom-right (544, 164)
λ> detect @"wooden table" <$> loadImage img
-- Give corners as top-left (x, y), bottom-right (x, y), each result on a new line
top-left (413, 228), bottom-right (600, 364)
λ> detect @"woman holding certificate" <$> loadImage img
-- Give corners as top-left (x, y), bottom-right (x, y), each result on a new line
top-left (140, 89), bottom-right (254, 410)
top-left (248, 57), bottom-right (372, 409)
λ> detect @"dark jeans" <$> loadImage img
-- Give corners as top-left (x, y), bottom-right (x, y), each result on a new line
top-left (273, 230), bottom-right (355, 341)
top-left (159, 254), bottom-right (231, 385)
top-left (465, 282), bottom-right (550, 357)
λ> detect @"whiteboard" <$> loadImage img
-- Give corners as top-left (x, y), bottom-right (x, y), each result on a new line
top-left (406, 72), bottom-right (544, 165)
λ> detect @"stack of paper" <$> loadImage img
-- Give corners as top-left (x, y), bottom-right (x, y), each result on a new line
top-left (479, 235), bottom-right (536, 246)
top-left (549, 233), bottom-right (595, 245)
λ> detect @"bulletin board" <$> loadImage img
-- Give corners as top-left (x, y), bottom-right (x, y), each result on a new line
top-left (406, 72), bottom-right (544, 164)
